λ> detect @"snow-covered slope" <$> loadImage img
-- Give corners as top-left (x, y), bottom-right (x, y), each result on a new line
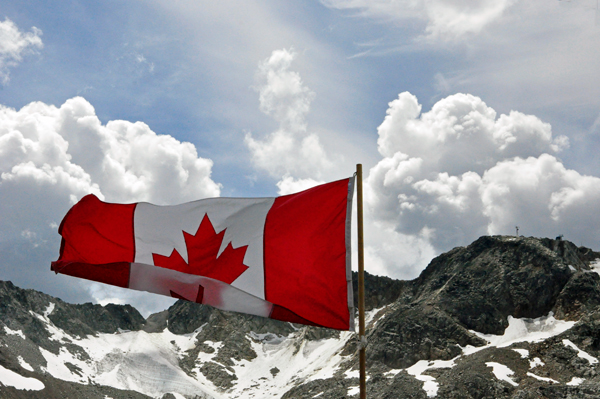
top-left (0, 292), bottom-right (374, 399)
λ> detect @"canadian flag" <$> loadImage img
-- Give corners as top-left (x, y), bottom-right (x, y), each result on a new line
top-left (51, 178), bottom-right (355, 330)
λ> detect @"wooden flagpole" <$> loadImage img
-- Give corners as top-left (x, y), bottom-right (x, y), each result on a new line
top-left (356, 164), bottom-right (366, 399)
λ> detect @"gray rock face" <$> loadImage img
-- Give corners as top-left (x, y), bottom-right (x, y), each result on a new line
top-left (169, 299), bottom-right (302, 388)
top-left (554, 271), bottom-right (600, 320)
top-left (351, 270), bottom-right (408, 311)
top-left (48, 302), bottom-right (146, 336)
top-left (0, 280), bottom-right (145, 349)
top-left (366, 303), bottom-right (486, 369)
top-left (412, 236), bottom-right (576, 334)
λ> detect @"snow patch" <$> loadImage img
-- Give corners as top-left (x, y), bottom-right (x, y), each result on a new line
top-left (0, 364), bottom-right (45, 391)
top-left (162, 327), bottom-right (201, 355)
top-left (529, 357), bottom-right (544, 368)
top-left (563, 339), bottom-right (599, 364)
top-left (3, 326), bottom-right (26, 339)
top-left (79, 330), bottom-right (220, 399)
top-left (347, 386), bottom-right (360, 396)
top-left (345, 369), bottom-right (359, 379)
top-left (43, 302), bottom-right (55, 317)
top-left (249, 331), bottom-right (286, 345)
top-left (461, 345), bottom-right (483, 356)
top-left (384, 369), bottom-right (402, 378)
top-left (365, 306), bottom-right (387, 328)
top-left (226, 330), bottom-right (354, 398)
top-left (36, 328), bottom-right (221, 399)
top-left (28, 307), bottom-right (72, 343)
top-left (486, 362), bottom-right (518, 386)
top-left (193, 339), bottom-right (224, 369)
top-left (17, 356), bottom-right (33, 371)
top-left (407, 358), bottom-right (456, 397)
top-left (472, 313), bottom-right (575, 349)
top-left (96, 364), bottom-right (121, 390)
top-left (526, 372), bottom-right (558, 383)
top-left (569, 265), bottom-right (576, 272)
top-left (567, 376), bottom-right (585, 386)
top-left (40, 347), bottom-right (89, 383)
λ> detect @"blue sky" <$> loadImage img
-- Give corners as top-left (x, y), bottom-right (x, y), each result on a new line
top-left (1, 0), bottom-right (599, 316)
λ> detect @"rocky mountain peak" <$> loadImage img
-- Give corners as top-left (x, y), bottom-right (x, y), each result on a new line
top-left (410, 235), bottom-right (599, 335)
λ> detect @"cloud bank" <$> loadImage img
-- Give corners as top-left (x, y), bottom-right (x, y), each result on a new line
top-left (0, 18), bottom-right (43, 84)
top-left (0, 97), bottom-right (221, 315)
top-left (366, 91), bottom-right (600, 278)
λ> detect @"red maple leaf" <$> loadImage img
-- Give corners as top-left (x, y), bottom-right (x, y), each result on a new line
top-left (152, 214), bottom-right (249, 285)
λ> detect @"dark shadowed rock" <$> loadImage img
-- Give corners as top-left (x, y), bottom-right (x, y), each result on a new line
top-left (48, 302), bottom-right (145, 336)
top-left (539, 237), bottom-right (597, 269)
top-left (199, 361), bottom-right (238, 389)
top-left (553, 271), bottom-right (600, 320)
top-left (352, 270), bottom-right (410, 311)
top-left (367, 302), bottom-right (486, 368)
top-left (0, 280), bottom-right (145, 344)
top-left (166, 299), bottom-right (214, 335)
top-left (360, 364), bottom-right (429, 399)
top-left (434, 347), bottom-right (523, 399)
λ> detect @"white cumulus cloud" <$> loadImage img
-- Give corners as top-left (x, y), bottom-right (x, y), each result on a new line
top-left (0, 97), bottom-right (220, 207)
top-left (366, 91), bottom-right (600, 277)
top-left (376, 92), bottom-right (567, 176)
top-left (0, 18), bottom-right (43, 84)
top-left (245, 49), bottom-right (333, 180)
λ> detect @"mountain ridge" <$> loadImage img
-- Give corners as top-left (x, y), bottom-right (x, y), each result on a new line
top-left (1, 235), bottom-right (600, 398)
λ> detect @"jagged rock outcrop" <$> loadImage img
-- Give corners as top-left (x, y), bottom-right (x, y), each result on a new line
top-left (553, 271), bottom-right (600, 320)
top-left (412, 236), bottom-right (577, 334)
top-left (0, 280), bottom-right (145, 340)
top-left (366, 303), bottom-right (486, 368)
